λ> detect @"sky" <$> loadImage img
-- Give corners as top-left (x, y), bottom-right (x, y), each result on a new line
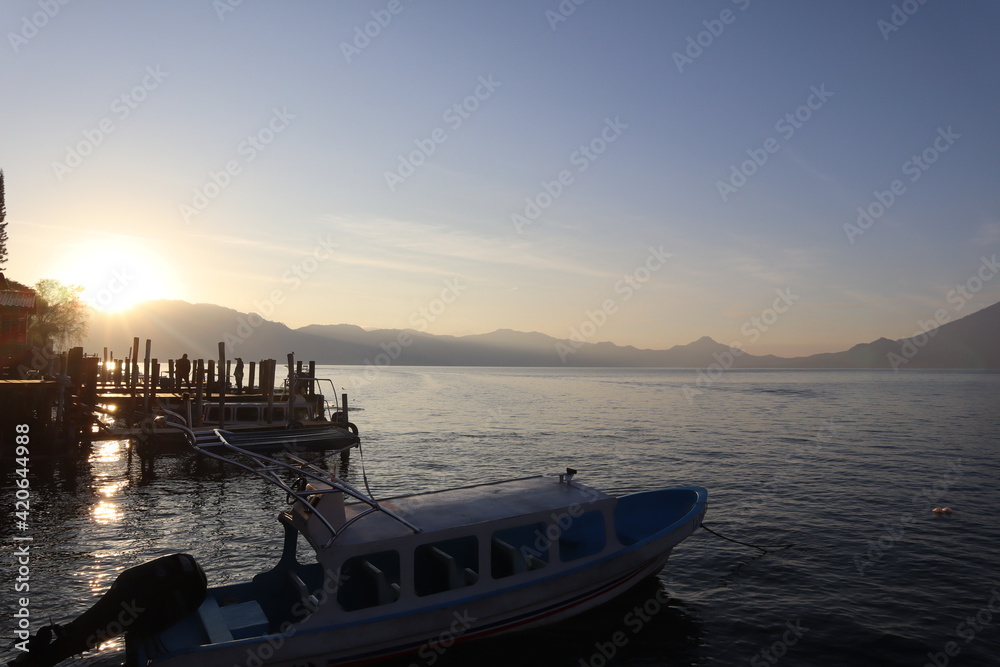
top-left (2, 1), bottom-right (999, 357)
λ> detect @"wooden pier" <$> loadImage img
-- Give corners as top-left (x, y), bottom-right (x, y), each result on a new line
top-left (1, 337), bottom-right (349, 456)
top-left (0, 379), bottom-right (66, 450)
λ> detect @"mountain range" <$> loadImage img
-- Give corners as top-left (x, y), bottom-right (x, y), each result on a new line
top-left (82, 299), bottom-right (1000, 369)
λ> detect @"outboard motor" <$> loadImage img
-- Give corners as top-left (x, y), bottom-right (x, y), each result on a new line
top-left (9, 553), bottom-right (206, 667)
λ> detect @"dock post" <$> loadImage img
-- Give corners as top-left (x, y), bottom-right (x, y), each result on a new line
top-left (207, 360), bottom-right (215, 401)
top-left (56, 373), bottom-right (67, 438)
top-left (66, 347), bottom-right (83, 386)
top-left (287, 353), bottom-right (295, 425)
top-left (342, 392), bottom-right (349, 427)
top-left (130, 337), bottom-right (140, 423)
top-left (194, 360), bottom-right (204, 427)
top-left (81, 357), bottom-right (99, 433)
top-left (308, 361), bottom-right (316, 395)
top-left (264, 359), bottom-right (275, 424)
top-left (218, 342), bottom-right (226, 429)
top-left (248, 361), bottom-right (256, 394)
top-left (143, 340), bottom-right (152, 416)
top-left (132, 337), bottom-right (140, 384)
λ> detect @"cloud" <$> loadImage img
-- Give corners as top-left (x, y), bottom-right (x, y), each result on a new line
top-left (973, 221), bottom-right (1000, 247)
top-left (323, 214), bottom-right (614, 280)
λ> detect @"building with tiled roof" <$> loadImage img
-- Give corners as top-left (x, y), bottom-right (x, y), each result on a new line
top-left (0, 273), bottom-right (36, 348)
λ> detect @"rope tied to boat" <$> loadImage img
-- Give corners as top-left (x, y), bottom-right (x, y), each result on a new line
top-left (357, 441), bottom-right (375, 500)
top-left (700, 522), bottom-right (795, 553)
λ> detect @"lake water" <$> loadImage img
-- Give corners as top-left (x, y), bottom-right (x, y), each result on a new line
top-left (2, 368), bottom-right (999, 666)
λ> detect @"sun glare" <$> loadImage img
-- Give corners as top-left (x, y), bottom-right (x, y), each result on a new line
top-left (55, 241), bottom-right (176, 313)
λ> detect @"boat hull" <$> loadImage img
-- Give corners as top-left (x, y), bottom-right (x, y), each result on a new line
top-left (140, 423), bottom-right (358, 456)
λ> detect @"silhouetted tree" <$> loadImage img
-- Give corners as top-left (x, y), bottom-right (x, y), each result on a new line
top-left (27, 279), bottom-right (90, 348)
top-left (0, 169), bottom-right (7, 267)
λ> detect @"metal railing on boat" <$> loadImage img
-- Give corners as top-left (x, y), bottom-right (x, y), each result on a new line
top-left (155, 418), bottom-right (421, 547)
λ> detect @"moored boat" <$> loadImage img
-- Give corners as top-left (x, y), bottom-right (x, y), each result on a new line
top-left (154, 413), bottom-right (360, 456)
top-left (11, 428), bottom-right (707, 667)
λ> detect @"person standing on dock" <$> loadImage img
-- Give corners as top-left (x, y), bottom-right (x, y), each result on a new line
top-left (176, 353), bottom-right (191, 390)
top-left (234, 357), bottom-right (245, 393)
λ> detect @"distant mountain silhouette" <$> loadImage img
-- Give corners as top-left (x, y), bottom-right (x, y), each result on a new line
top-left (82, 299), bottom-right (1000, 369)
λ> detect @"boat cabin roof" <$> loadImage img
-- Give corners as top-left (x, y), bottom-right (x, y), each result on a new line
top-left (309, 475), bottom-right (612, 547)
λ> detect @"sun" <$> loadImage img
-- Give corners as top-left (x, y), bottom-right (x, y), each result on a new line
top-left (55, 240), bottom-right (176, 313)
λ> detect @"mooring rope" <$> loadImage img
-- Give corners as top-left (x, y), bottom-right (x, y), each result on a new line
top-left (356, 441), bottom-right (375, 500)
top-left (701, 522), bottom-right (795, 553)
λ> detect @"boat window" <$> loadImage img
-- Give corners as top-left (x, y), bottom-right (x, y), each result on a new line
top-left (236, 406), bottom-right (258, 421)
top-left (205, 407), bottom-right (220, 422)
top-left (258, 406), bottom-right (284, 422)
top-left (337, 551), bottom-right (401, 611)
top-left (491, 523), bottom-right (548, 579)
top-left (414, 537), bottom-right (479, 596)
top-left (558, 511), bottom-right (606, 562)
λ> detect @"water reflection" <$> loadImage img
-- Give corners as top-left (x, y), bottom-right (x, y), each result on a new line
top-left (89, 440), bottom-right (124, 464)
top-left (92, 499), bottom-right (122, 524)
top-left (87, 441), bottom-right (127, 525)
top-left (88, 567), bottom-right (116, 595)
top-left (98, 480), bottom-right (127, 497)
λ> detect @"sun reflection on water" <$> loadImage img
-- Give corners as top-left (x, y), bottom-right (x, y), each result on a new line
top-left (88, 440), bottom-right (127, 525)
top-left (89, 440), bottom-right (124, 464)
top-left (92, 500), bottom-right (122, 524)
top-left (88, 568), bottom-right (115, 595)
top-left (97, 480), bottom-right (127, 497)
top-left (94, 639), bottom-right (123, 653)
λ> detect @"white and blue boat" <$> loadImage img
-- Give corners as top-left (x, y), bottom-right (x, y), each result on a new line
top-left (11, 425), bottom-right (707, 667)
